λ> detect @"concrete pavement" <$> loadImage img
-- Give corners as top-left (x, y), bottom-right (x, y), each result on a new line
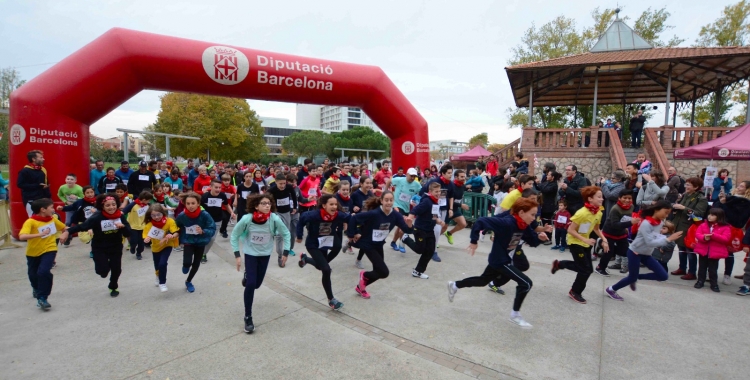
top-left (1, 225), bottom-right (748, 380)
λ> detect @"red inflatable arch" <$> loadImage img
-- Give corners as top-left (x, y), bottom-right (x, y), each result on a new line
top-left (8, 28), bottom-right (429, 236)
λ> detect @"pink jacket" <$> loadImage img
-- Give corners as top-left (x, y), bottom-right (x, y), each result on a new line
top-left (694, 222), bottom-right (731, 259)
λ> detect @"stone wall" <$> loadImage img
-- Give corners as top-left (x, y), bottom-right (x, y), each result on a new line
top-left (531, 155), bottom-right (613, 183)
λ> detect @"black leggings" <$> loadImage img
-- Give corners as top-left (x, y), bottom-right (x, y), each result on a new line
top-left (559, 244), bottom-right (593, 294)
top-left (456, 264), bottom-right (533, 311)
top-left (183, 245), bottom-right (206, 283)
top-left (403, 229), bottom-right (436, 273)
top-left (362, 245), bottom-right (388, 286)
top-left (305, 239), bottom-right (343, 300)
top-left (129, 230), bottom-right (145, 254)
top-left (219, 209), bottom-right (231, 234)
top-left (93, 246), bottom-right (123, 290)
top-left (598, 237), bottom-right (629, 269)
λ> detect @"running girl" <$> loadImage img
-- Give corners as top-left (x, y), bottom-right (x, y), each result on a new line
top-left (402, 182), bottom-right (445, 279)
top-left (143, 204), bottom-right (179, 292)
top-left (175, 192), bottom-right (216, 293)
top-left (123, 191), bottom-right (154, 260)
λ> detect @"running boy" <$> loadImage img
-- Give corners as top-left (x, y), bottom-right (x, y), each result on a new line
top-left (267, 174), bottom-right (298, 265)
top-left (176, 192), bottom-right (216, 293)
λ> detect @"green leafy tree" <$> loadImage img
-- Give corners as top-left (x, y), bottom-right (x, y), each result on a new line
top-left (0, 67), bottom-right (26, 163)
top-left (281, 130), bottom-right (334, 158)
top-left (696, 0), bottom-right (750, 46)
top-left (330, 126), bottom-right (391, 160)
top-left (89, 137), bottom-right (106, 162)
top-left (468, 133), bottom-right (489, 148)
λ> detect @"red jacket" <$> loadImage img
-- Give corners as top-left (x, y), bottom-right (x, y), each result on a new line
top-left (694, 222), bottom-right (731, 259)
top-left (486, 160), bottom-right (499, 177)
top-left (193, 174), bottom-right (212, 195)
top-left (553, 210), bottom-right (572, 229)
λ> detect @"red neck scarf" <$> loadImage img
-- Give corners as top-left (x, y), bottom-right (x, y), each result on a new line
top-left (150, 217), bottom-right (167, 229)
top-left (119, 192), bottom-right (129, 202)
top-left (320, 208), bottom-right (337, 221)
top-left (83, 196), bottom-right (97, 205)
top-left (428, 194), bottom-right (439, 203)
top-left (102, 209), bottom-right (122, 220)
top-left (31, 164), bottom-right (43, 170)
top-left (221, 184), bottom-right (233, 192)
top-left (567, 176), bottom-right (574, 182)
top-left (338, 193), bottom-right (350, 201)
top-left (645, 216), bottom-right (661, 226)
top-left (330, 174), bottom-right (339, 180)
top-left (199, 174), bottom-right (208, 179)
top-left (513, 214), bottom-right (528, 230)
top-left (252, 211), bottom-right (270, 224)
top-left (31, 215), bottom-right (53, 222)
top-left (184, 207), bottom-right (202, 219)
top-left (135, 199), bottom-right (149, 208)
top-left (616, 201), bottom-right (632, 210)
top-left (440, 176), bottom-right (450, 185)
top-left (584, 203), bottom-right (600, 215)
top-left (303, 167), bottom-right (309, 173)
top-left (106, 174), bottom-right (115, 180)
top-left (454, 179), bottom-right (464, 187)
top-left (352, 174), bottom-right (360, 179)
top-left (155, 193), bottom-right (165, 203)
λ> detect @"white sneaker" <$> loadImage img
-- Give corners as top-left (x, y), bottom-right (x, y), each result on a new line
top-left (480, 234), bottom-right (485, 242)
top-left (411, 269), bottom-right (429, 279)
top-left (723, 274), bottom-right (732, 285)
top-left (447, 281), bottom-right (457, 302)
top-left (155, 276), bottom-right (159, 286)
top-left (355, 260), bottom-right (364, 269)
top-left (509, 316), bottom-right (533, 329)
top-left (159, 284), bottom-right (168, 292)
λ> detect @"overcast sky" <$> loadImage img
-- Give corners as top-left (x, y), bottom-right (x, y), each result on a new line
top-left (0, 0), bottom-right (737, 144)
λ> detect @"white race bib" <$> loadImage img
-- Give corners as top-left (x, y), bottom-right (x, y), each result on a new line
top-left (147, 226), bottom-right (166, 240)
top-left (318, 235), bottom-right (334, 247)
top-left (100, 220), bottom-right (117, 232)
top-left (122, 180), bottom-right (128, 185)
top-left (438, 198), bottom-right (447, 206)
top-left (620, 216), bottom-right (632, 223)
top-left (38, 223), bottom-right (56, 238)
top-left (556, 215), bottom-right (568, 224)
top-left (308, 188), bottom-right (317, 197)
top-left (250, 233), bottom-right (271, 245)
top-left (578, 222), bottom-right (591, 234)
top-left (372, 229), bottom-right (388, 242)
top-left (202, 186), bottom-right (210, 193)
top-left (398, 192), bottom-right (410, 202)
top-left (172, 183), bottom-right (179, 189)
top-left (277, 197), bottom-right (290, 207)
top-left (106, 183), bottom-right (116, 190)
top-left (241, 191), bottom-right (250, 199)
top-left (139, 175), bottom-right (149, 181)
top-left (84, 208), bottom-right (95, 219)
top-left (207, 198), bottom-right (222, 207)
top-left (431, 205), bottom-right (440, 215)
top-left (185, 225), bottom-right (200, 235)
top-left (224, 192), bottom-right (234, 200)
top-left (137, 206), bottom-right (149, 217)
top-left (66, 194), bottom-right (78, 203)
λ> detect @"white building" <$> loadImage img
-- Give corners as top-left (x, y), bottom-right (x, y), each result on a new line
top-left (260, 116), bottom-right (327, 156)
top-left (295, 104), bottom-right (381, 133)
top-left (429, 140), bottom-right (469, 154)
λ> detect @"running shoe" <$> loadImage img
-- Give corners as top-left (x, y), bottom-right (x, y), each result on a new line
top-left (710, 284), bottom-right (720, 293)
top-left (447, 281), bottom-right (457, 302)
top-left (63, 240), bottom-right (70, 248)
top-left (436, 243), bottom-right (440, 248)
top-left (186, 282), bottom-right (195, 293)
top-left (398, 245), bottom-right (406, 254)
top-left (90, 252), bottom-right (94, 259)
top-left (559, 246), bottom-right (566, 252)
top-left (432, 252), bottom-right (441, 262)
top-left (358, 270), bottom-right (367, 291)
top-left (445, 231), bottom-right (454, 245)
top-left (411, 269), bottom-right (429, 279)
top-left (390, 241), bottom-right (399, 251)
top-left (608, 263), bottom-right (622, 270)
top-left (568, 290), bottom-right (586, 304)
top-left (550, 245), bottom-right (560, 250)
top-left (201, 254), bottom-right (207, 264)
top-left (155, 276), bottom-right (160, 286)
top-left (605, 287), bottom-right (624, 301)
top-left (355, 260), bottom-right (364, 269)
top-left (175, 246), bottom-right (183, 251)
top-left (32, 288), bottom-right (38, 299)
top-left (159, 284), bottom-right (168, 292)
top-left (110, 289), bottom-right (120, 298)
top-left (221, 232), bottom-right (228, 239)
top-left (328, 298), bottom-right (344, 310)
top-left (509, 316), bottom-right (532, 329)
top-left (278, 256), bottom-right (284, 268)
top-left (630, 282), bottom-right (637, 291)
top-left (723, 274), bottom-right (732, 285)
top-left (347, 246), bottom-right (354, 254)
top-left (488, 284), bottom-right (505, 295)
top-left (136, 254), bottom-right (142, 260)
top-left (37, 297), bottom-right (51, 310)
top-left (594, 267), bottom-right (610, 277)
top-left (694, 281), bottom-right (704, 289)
top-left (736, 285), bottom-right (749, 296)
top-left (288, 249), bottom-right (296, 257)
top-left (480, 234), bottom-right (485, 242)
top-left (299, 253), bottom-right (307, 268)
top-left (551, 259), bottom-right (560, 274)
top-left (182, 266), bottom-right (189, 274)
top-left (355, 285), bottom-right (370, 299)
top-left (244, 316), bottom-right (255, 333)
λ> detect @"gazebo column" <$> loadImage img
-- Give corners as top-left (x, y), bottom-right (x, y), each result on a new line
top-left (528, 81), bottom-right (534, 127)
top-left (690, 88), bottom-right (697, 127)
top-left (591, 68), bottom-right (599, 127)
top-left (714, 80), bottom-right (723, 126)
top-left (745, 79), bottom-right (750, 124)
top-left (664, 65), bottom-right (672, 126)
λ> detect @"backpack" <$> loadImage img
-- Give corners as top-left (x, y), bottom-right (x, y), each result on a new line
top-left (677, 176), bottom-right (686, 194)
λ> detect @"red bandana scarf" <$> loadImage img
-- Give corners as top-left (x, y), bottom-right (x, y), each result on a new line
top-left (584, 203), bottom-right (600, 215)
top-left (514, 215), bottom-right (528, 230)
top-left (106, 174), bottom-right (115, 180)
top-left (252, 211), bottom-right (270, 224)
top-left (453, 179), bottom-right (464, 187)
top-left (320, 208), bottom-right (337, 222)
top-left (150, 217), bottom-right (167, 229)
top-left (83, 196), bottom-right (97, 205)
top-left (135, 199), bottom-right (149, 208)
top-left (119, 192), bottom-right (129, 202)
top-left (428, 194), bottom-right (439, 204)
top-left (338, 193), bottom-right (350, 201)
top-left (440, 176), bottom-right (450, 185)
top-left (184, 207), bottom-right (202, 219)
top-left (645, 216), bottom-right (661, 226)
top-left (31, 215), bottom-right (53, 222)
top-left (616, 201), bottom-right (632, 210)
top-left (330, 174), bottom-right (339, 181)
top-left (102, 209), bottom-right (123, 220)
top-left (155, 193), bottom-right (165, 203)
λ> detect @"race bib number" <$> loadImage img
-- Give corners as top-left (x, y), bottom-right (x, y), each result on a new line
top-left (207, 198), bottom-right (222, 207)
top-left (172, 183), bottom-right (179, 189)
top-left (277, 197), bottom-right (290, 207)
top-left (250, 233), bottom-right (271, 245)
top-left (318, 235), bottom-right (334, 248)
top-left (185, 225), bottom-right (200, 235)
top-left (241, 191), bottom-right (250, 199)
top-left (372, 229), bottom-right (388, 242)
top-left (101, 220), bottom-right (117, 232)
top-left (557, 215), bottom-right (568, 224)
top-left (438, 198), bottom-right (447, 206)
top-left (106, 183), bottom-right (116, 190)
top-left (137, 206), bottom-right (149, 217)
top-left (507, 232), bottom-right (523, 250)
top-left (341, 206), bottom-right (349, 213)
top-left (620, 216), bottom-right (632, 223)
top-left (147, 226), bottom-right (165, 240)
top-left (66, 194), bottom-right (78, 203)
top-left (139, 175), bottom-right (149, 181)
top-left (578, 222), bottom-right (591, 234)
top-left (308, 188), bottom-right (317, 197)
top-left (224, 192), bottom-right (234, 200)
top-left (122, 180), bottom-right (128, 185)
top-left (39, 223), bottom-right (56, 238)
top-left (398, 192), bottom-right (411, 202)
top-left (84, 207), bottom-right (95, 219)
top-left (431, 205), bottom-right (440, 215)
top-left (202, 186), bottom-right (210, 193)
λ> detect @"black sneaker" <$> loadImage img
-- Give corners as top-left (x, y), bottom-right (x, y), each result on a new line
top-left (32, 288), bottom-right (38, 299)
top-left (594, 267), bottom-right (610, 277)
top-left (201, 254), bottom-right (207, 264)
top-left (136, 254), bottom-right (142, 260)
top-left (568, 290), bottom-right (586, 304)
top-left (244, 316), bottom-right (255, 333)
top-left (710, 285), bottom-right (720, 293)
top-left (608, 263), bottom-right (622, 270)
top-left (37, 297), bottom-right (51, 311)
top-left (110, 289), bottom-right (120, 297)
top-left (551, 260), bottom-right (560, 274)
top-left (298, 254), bottom-right (307, 268)
top-left (328, 298), bottom-right (343, 310)
top-left (694, 281), bottom-right (704, 289)
top-left (221, 232), bottom-right (228, 239)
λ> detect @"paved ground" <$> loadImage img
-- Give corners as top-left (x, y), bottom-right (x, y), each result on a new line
top-left (1, 225), bottom-right (748, 380)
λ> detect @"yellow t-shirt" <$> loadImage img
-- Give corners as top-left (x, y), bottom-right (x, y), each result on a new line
top-left (142, 218), bottom-right (180, 252)
top-left (127, 203), bottom-right (148, 230)
top-left (323, 177), bottom-right (340, 194)
top-left (500, 189), bottom-right (522, 210)
top-left (20, 217), bottom-right (67, 257)
top-left (566, 207), bottom-right (603, 248)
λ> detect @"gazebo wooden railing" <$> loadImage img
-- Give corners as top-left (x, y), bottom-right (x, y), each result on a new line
top-left (492, 138), bottom-right (521, 168)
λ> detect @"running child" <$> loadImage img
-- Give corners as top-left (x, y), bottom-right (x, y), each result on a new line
top-left (297, 194), bottom-right (348, 310)
top-left (605, 200), bottom-right (683, 301)
top-left (57, 173), bottom-right (84, 247)
top-left (351, 176), bottom-right (375, 268)
top-left (176, 192), bottom-right (216, 293)
top-left (335, 181), bottom-right (355, 254)
top-left (57, 185), bottom-right (98, 254)
top-left (98, 167), bottom-right (122, 195)
top-left (67, 194), bottom-right (131, 297)
top-left (20, 198), bottom-right (69, 310)
top-left (595, 189), bottom-right (639, 276)
top-left (123, 191), bottom-right (154, 260)
top-left (322, 166), bottom-right (341, 194)
top-left (550, 200), bottom-right (571, 252)
top-left (201, 180), bottom-right (232, 262)
top-left (390, 168), bottom-right (421, 253)
top-left (267, 174), bottom-right (298, 266)
top-left (444, 169), bottom-right (470, 245)
top-left (402, 182), bottom-right (445, 279)
top-left (220, 174), bottom-right (237, 238)
top-left (143, 204), bottom-right (179, 292)
top-left (234, 171), bottom-right (256, 221)
top-left (115, 184), bottom-right (131, 210)
top-left (231, 194), bottom-right (291, 333)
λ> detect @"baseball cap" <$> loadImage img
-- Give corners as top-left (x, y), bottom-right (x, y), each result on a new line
top-left (139, 160), bottom-right (148, 167)
top-left (407, 168), bottom-right (418, 176)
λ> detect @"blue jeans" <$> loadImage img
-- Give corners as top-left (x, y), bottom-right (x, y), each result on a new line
top-left (27, 251), bottom-right (57, 298)
top-left (244, 255), bottom-right (270, 317)
top-left (612, 250), bottom-right (668, 291)
top-left (678, 247), bottom-right (697, 275)
top-left (129, 230), bottom-right (145, 254)
top-left (152, 247), bottom-right (172, 285)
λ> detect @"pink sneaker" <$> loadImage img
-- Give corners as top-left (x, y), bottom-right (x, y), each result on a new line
top-left (358, 270), bottom-right (368, 291)
top-left (356, 285), bottom-right (370, 299)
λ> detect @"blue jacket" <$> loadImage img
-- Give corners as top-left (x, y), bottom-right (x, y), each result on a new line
top-left (335, 193), bottom-right (354, 214)
top-left (187, 168), bottom-right (200, 189)
top-left (347, 207), bottom-right (413, 249)
top-left (470, 213), bottom-right (541, 268)
top-left (90, 169), bottom-right (106, 194)
top-left (712, 177), bottom-right (732, 201)
top-left (297, 210), bottom-right (350, 250)
top-left (410, 196), bottom-right (438, 232)
top-left (175, 210), bottom-right (216, 246)
top-left (351, 189), bottom-right (374, 212)
top-left (0, 173), bottom-right (9, 195)
top-left (419, 178), bottom-right (454, 210)
top-left (115, 168), bottom-right (133, 183)
top-left (465, 175), bottom-right (483, 191)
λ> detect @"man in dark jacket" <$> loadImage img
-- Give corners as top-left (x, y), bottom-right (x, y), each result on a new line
top-left (128, 161), bottom-right (157, 195)
top-left (17, 150), bottom-right (52, 216)
top-left (558, 164), bottom-right (588, 214)
top-left (629, 110), bottom-right (646, 148)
